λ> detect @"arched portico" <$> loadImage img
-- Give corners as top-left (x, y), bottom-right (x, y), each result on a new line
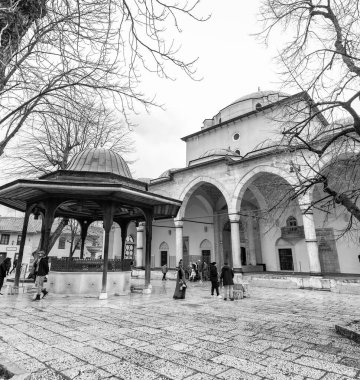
top-left (173, 177), bottom-right (230, 268)
top-left (231, 166), bottom-right (322, 274)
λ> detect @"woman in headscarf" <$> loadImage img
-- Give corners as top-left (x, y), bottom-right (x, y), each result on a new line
top-left (173, 259), bottom-right (187, 299)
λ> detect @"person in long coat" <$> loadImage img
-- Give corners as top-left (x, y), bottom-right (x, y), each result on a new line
top-left (209, 262), bottom-right (221, 297)
top-left (220, 262), bottom-right (234, 301)
top-left (173, 259), bottom-right (186, 299)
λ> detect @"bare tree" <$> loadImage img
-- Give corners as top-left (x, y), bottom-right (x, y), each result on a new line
top-left (0, 0), bottom-right (207, 155)
top-left (257, 0), bottom-right (360, 223)
top-left (1, 90), bottom-right (135, 178)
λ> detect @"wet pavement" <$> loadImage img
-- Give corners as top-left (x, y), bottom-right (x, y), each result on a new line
top-left (1, 280), bottom-right (360, 380)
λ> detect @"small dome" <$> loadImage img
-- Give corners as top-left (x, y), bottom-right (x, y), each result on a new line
top-left (230, 90), bottom-right (289, 105)
top-left (66, 148), bottom-right (132, 178)
top-left (198, 148), bottom-right (239, 158)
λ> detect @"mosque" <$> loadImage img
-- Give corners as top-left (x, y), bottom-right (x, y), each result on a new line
top-left (140, 90), bottom-right (360, 276)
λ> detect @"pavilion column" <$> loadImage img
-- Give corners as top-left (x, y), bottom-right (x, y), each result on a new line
top-left (41, 201), bottom-right (58, 255)
top-left (14, 204), bottom-right (32, 288)
top-left (100, 202), bottom-right (115, 299)
top-left (144, 209), bottom-right (153, 287)
top-left (120, 221), bottom-right (129, 260)
top-left (79, 220), bottom-right (90, 259)
top-left (136, 222), bottom-right (145, 268)
top-left (174, 219), bottom-right (183, 265)
top-left (229, 214), bottom-right (242, 273)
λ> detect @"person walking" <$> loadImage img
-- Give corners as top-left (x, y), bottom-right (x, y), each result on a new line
top-left (173, 259), bottom-right (187, 299)
top-left (209, 262), bottom-right (221, 298)
top-left (9, 258), bottom-right (18, 275)
top-left (161, 264), bottom-right (168, 281)
top-left (33, 251), bottom-right (49, 301)
top-left (220, 262), bottom-right (234, 301)
top-left (0, 258), bottom-right (11, 295)
top-left (203, 261), bottom-right (208, 281)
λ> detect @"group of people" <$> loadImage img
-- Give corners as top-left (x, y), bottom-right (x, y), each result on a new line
top-left (187, 260), bottom-right (208, 282)
top-left (0, 250), bottom-right (49, 300)
top-left (173, 260), bottom-right (235, 301)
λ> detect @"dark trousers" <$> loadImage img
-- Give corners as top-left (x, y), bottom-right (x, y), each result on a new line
top-left (211, 280), bottom-right (219, 296)
top-left (162, 273), bottom-right (167, 280)
top-left (0, 277), bottom-right (4, 292)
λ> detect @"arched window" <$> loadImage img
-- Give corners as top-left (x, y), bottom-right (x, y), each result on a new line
top-left (125, 235), bottom-right (134, 259)
top-left (58, 236), bottom-right (66, 249)
top-left (255, 102), bottom-right (262, 111)
top-left (286, 216), bottom-right (298, 231)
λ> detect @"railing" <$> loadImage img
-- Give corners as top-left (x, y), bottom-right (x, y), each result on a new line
top-left (50, 257), bottom-right (132, 272)
top-left (280, 225), bottom-right (305, 239)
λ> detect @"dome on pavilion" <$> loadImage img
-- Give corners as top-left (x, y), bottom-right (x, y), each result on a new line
top-left (66, 148), bottom-right (132, 178)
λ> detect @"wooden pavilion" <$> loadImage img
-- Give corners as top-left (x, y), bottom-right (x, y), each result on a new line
top-left (0, 148), bottom-right (181, 298)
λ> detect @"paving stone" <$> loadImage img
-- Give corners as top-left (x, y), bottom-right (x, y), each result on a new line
top-left (295, 356), bottom-right (358, 377)
top-left (62, 364), bottom-right (114, 379)
top-left (215, 368), bottom-right (262, 380)
top-left (144, 358), bottom-right (196, 379)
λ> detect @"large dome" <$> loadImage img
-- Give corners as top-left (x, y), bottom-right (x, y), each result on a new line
top-left (230, 90), bottom-right (290, 106)
top-left (66, 148), bottom-right (132, 178)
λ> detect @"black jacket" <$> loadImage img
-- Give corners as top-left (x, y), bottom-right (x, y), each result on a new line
top-left (220, 265), bottom-right (234, 286)
top-left (0, 260), bottom-right (10, 278)
top-left (209, 264), bottom-right (218, 281)
top-left (36, 257), bottom-right (49, 276)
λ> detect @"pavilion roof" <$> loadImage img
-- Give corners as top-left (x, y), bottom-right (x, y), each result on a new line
top-left (0, 178), bottom-right (181, 221)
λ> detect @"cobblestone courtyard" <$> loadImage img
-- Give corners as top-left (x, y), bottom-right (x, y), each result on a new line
top-left (1, 281), bottom-right (360, 380)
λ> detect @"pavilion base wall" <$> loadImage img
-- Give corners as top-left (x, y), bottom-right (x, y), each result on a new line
top-left (48, 271), bottom-right (131, 295)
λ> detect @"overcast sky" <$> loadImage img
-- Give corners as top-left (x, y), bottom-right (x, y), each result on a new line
top-left (129, 0), bottom-right (283, 179)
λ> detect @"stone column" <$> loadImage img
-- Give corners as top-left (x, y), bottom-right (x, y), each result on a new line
top-left (247, 215), bottom-right (257, 266)
top-left (229, 214), bottom-right (242, 272)
top-left (136, 222), bottom-right (145, 268)
top-left (302, 210), bottom-right (321, 274)
top-left (174, 220), bottom-right (184, 265)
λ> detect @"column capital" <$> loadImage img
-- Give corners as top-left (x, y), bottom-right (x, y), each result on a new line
top-left (136, 222), bottom-right (145, 232)
top-left (174, 219), bottom-right (184, 228)
top-left (229, 213), bottom-right (241, 223)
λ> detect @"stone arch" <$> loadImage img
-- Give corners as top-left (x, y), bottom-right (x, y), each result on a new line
top-left (159, 241), bottom-right (169, 250)
top-left (200, 239), bottom-right (212, 250)
top-left (176, 176), bottom-right (231, 220)
top-left (231, 165), bottom-right (298, 213)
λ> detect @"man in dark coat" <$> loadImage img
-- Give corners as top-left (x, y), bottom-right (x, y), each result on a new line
top-left (209, 262), bottom-right (221, 298)
top-left (33, 251), bottom-right (49, 301)
top-left (0, 258), bottom-right (11, 295)
top-left (220, 262), bottom-right (234, 301)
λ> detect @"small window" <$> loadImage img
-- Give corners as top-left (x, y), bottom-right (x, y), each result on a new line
top-left (219, 117), bottom-right (222, 123)
top-left (235, 149), bottom-right (240, 155)
top-left (58, 236), bottom-right (66, 249)
top-left (233, 133), bottom-right (240, 141)
top-left (0, 234), bottom-right (10, 245)
top-left (125, 235), bottom-right (135, 259)
top-left (17, 235), bottom-right (22, 245)
top-left (255, 103), bottom-right (262, 111)
top-left (286, 216), bottom-right (298, 231)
